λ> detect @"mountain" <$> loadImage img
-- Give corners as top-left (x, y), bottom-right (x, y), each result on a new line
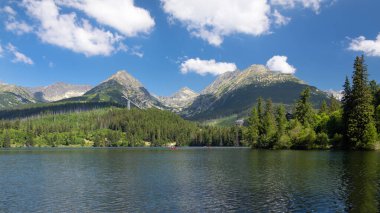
top-left (325, 89), bottom-right (343, 101)
top-left (183, 64), bottom-right (329, 120)
top-left (157, 87), bottom-right (199, 112)
top-left (67, 70), bottom-right (163, 109)
top-left (28, 82), bottom-right (92, 102)
top-left (0, 83), bottom-right (36, 109)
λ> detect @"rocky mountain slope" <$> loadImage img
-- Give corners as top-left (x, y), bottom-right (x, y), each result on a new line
top-left (29, 82), bottom-right (92, 102)
top-left (0, 83), bottom-right (36, 109)
top-left (182, 65), bottom-right (329, 120)
top-left (157, 87), bottom-right (199, 112)
top-left (67, 70), bottom-right (164, 109)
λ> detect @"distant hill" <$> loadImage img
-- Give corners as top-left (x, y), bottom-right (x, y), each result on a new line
top-left (28, 82), bottom-right (92, 102)
top-left (63, 70), bottom-right (165, 109)
top-left (182, 65), bottom-right (329, 120)
top-left (0, 83), bottom-right (36, 109)
top-left (157, 87), bottom-right (199, 112)
top-left (0, 66), bottom-right (331, 123)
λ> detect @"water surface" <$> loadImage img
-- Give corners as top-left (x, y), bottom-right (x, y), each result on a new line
top-left (0, 148), bottom-right (379, 212)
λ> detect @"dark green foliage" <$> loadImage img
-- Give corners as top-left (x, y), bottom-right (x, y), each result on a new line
top-left (295, 88), bottom-right (315, 127)
top-left (187, 82), bottom-right (329, 121)
top-left (0, 102), bottom-right (123, 120)
top-left (2, 130), bottom-right (11, 148)
top-left (328, 95), bottom-right (341, 113)
top-left (258, 99), bottom-right (276, 148)
top-left (344, 56), bottom-right (377, 149)
top-left (247, 107), bottom-right (259, 146)
top-left (0, 107), bottom-right (238, 148)
top-left (319, 100), bottom-right (328, 114)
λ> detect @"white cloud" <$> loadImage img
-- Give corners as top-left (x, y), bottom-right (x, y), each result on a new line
top-left (2, 6), bottom-right (33, 35)
top-left (161, 0), bottom-right (271, 46)
top-left (266, 55), bottom-right (296, 74)
top-left (56, 0), bottom-right (155, 37)
top-left (2, 6), bottom-right (17, 16)
top-left (180, 58), bottom-right (237, 76)
top-left (22, 0), bottom-right (122, 57)
top-left (5, 19), bottom-right (33, 35)
top-left (273, 10), bottom-right (291, 26)
top-left (0, 44), bottom-right (3, 57)
top-left (13, 0), bottom-right (154, 57)
top-left (6, 43), bottom-right (34, 65)
top-left (348, 33), bottom-right (380, 57)
top-left (271, 0), bottom-right (323, 12)
top-left (130, 46), bottom-right (144, 58)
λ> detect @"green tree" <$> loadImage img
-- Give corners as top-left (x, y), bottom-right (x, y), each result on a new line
top-left (328, 95), bottom-right (341, 113)
top-left (319, 100), bottom-right (328, 114)
top-left (257, 97), bottom-right (264, 135)
top-left (258, 99), bottom-right (276, 148)
top-left (346, 56), bottom-right (377, 149)
top-left (276, 104), bottom-right (287, 138)
top-left (274, 104), bottom-right (290, 149)
top-left (295, 88), bottom-right (315, 126)
top-left (247, 107), bottom-right (260, 147)
top-left (342, 76), bottom-right (352, 146)
top-left (3, 130), bottom-right (11, 148)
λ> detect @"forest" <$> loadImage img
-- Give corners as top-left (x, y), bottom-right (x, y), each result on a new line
top-left (245, 56), bottom-right (380, 150)
top-left (0, 56), bottom-right (379, 150)
top-left (0, 107), bottom-right (240, 148)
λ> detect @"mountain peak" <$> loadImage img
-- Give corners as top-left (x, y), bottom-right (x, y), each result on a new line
top-left (106, 70), bottom-right (142, 88)
top-left (246, 64), bottom-right (269, 73)
top-left (178, 87), bottom-right (197, 94)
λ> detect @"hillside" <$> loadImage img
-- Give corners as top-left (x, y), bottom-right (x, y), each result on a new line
top-left (183, 65), bottom-right (328, 120)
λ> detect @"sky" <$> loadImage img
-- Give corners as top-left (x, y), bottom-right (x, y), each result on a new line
top-left (0, 0), bottom-right (379, 96)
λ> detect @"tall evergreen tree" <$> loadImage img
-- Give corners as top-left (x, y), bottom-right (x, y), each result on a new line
top-left (346, 56), bottom-right (377, 149)
top-left (342, 76), bottom-right (352, 146)
top-left (295, 88), bottom-right (315, 126)
top-left (257, 97), bottom-right (264, 135)
top-left (259, 99), bottom-right (276, 148)
top-left (276, 104), bottom-right (287, 139)
top-left (247, 107), bottom-right (260, 146)
top-left (319, 100), bottom-right (328, 114)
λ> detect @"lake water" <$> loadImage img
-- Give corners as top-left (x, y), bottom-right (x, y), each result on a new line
top-left (0, 148), bottom-right (379, 212)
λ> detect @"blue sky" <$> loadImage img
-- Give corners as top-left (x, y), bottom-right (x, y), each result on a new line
top-left (0, 0), bottom-right (379, 96)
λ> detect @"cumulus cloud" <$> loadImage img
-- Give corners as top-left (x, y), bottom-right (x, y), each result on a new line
top-left (180, 58), bottom-right (237, 76)
top-left (2, 6), bottom-right (17, 16)
top-left (2, 6), bottom-right (33, 35)
top-left (3, 0), bottom-right (154, 57)
top-left (5, 19), bottom-right (33, 35)
top-left (266, 55), bottom-right (296, 74)
top-left (271, 0), bottom-right (322, 12)
top-left (56, 0), bottom-right (155, 37)
top-left (6, 43), bottom-right (34, 65)
top-left (161, 0), bottom-right (332, 46)
top-left (348, 33), bottom-right (380, 57)
top-left (161, 0), bottom-right (271, 46)
top-left (273, 10), bottom-right (291, 26)
top-left (22, 0), bottom-right (123, 57)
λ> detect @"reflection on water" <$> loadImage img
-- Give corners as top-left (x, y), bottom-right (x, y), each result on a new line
top-left (0, 148), bottom-right (379, 212)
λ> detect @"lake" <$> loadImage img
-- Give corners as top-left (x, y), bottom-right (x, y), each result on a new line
top-left (0, 148), bottom-right (379, 212)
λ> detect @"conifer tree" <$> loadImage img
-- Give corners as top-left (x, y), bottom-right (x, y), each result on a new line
top-left (3, 130), bottom-right (10, 148)
top-left (346, 56), bottom-right (377, 149)
top-left (319, 100), bottom-right (328, 114)
top-left (342, 76), bottom-right (352, 145)
top-left (295, 88), bottom-right (315, 126)
top-left (276, 104), bottom-right (287, 139)
top-left (248, 107), bottom-right (259, 146)
top-left (259, 99), bottom-right (276, 148)
top-left (328, 95), bottom-right (341, 113)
